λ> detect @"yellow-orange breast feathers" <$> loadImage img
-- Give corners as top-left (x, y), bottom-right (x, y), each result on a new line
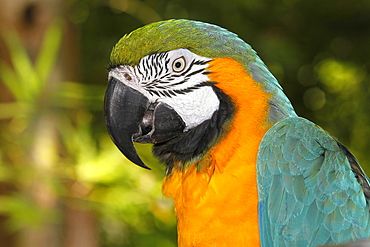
top-left (162, 58), bottom-right (271, 246)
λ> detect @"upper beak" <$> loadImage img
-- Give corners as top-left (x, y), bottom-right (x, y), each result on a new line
top-left (104, 77), bottom-right (185, 169)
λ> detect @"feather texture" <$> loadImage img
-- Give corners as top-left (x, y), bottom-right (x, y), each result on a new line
top-left (257, 117), bottom-right (370, 246)
top-left (110, 19), bottom-right (296, 124)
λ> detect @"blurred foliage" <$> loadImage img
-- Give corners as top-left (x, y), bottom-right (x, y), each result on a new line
top-left (1, 0), bottom-right (370, 246)
top-left (0, 16), bottom-right (175, 247)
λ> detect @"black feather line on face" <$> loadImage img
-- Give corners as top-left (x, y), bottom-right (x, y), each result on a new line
top-left (136, 64), bottom-right (145, 78)
top-left (186, 68), bottom-right (206, 78)
top-left (146, 81), bottom-right (215, 98)
top-left (152, 85), bottom-right (235, 174)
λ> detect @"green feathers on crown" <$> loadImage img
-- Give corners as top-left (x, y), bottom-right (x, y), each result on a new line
top-left (110, 19), bottom-right (256, 67)
top-left (110, 19), bottom-right (296, 123)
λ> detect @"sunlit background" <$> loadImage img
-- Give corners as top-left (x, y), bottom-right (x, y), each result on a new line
top-left (0, 0), bottom-right (369, 246)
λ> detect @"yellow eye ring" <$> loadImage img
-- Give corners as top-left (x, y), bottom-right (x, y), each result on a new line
top-left (172, 56), bottom-right (186, 72)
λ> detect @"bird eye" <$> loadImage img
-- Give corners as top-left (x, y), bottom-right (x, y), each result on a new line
top-left (172, 56), bottom-right (186, 72)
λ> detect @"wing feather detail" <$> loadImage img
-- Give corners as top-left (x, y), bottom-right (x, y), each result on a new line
top-left (257, 117), bottom-right (370, 246)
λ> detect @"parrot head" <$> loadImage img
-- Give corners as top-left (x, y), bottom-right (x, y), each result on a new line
top-left (104, 19), bottom-right (295, 172)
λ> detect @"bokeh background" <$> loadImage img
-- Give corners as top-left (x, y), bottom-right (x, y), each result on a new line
top-left (0, 0), bottom-right (369, 246)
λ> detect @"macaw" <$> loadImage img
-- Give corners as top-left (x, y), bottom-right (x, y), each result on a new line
top-left (104, 19), bottom-right (370, 246)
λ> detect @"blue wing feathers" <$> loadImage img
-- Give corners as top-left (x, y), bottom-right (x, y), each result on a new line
top-left (257, 117), bottom-right (370, 246)
top-left (310, 224), bottom-right (331, 246)
top-left (292, 176), bottom-right (311, 204)
top-left (316, 198), bottom-right (336, 214)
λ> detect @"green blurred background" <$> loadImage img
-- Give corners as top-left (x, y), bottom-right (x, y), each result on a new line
top-left (0, 0), bottom-right (369, 246)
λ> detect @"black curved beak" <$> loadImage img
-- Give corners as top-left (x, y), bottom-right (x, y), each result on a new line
top-left (104, 77), bottom-right (185, 169)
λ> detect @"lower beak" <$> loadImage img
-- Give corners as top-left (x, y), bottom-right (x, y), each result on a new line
top-left (104, 77), bottom-right (185, 169)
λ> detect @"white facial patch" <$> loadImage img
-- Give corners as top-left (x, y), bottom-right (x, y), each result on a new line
top-left (108, 49), bottom-right (220, 131)
top-left (160, 86), bottom-right (219, 130)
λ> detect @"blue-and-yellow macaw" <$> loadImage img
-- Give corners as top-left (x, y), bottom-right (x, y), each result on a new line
top-left (104, 19), bottom-right (370, 246)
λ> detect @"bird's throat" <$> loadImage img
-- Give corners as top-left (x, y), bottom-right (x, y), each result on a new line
top-left (162, 58), bottom-right (271, 246)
